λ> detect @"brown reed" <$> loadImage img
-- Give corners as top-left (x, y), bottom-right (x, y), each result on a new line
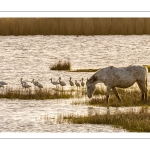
top-left (1, 18), bottom-right (150, 35)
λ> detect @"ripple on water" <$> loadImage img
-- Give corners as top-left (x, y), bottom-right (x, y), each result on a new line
top-left (0, 98), bottom-right (127, 132)
top-left (0, 35), bottom-right (150, 132)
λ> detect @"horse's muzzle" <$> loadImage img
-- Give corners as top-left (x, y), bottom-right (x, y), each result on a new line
top-left (87, 95), bottom-right (92, 99)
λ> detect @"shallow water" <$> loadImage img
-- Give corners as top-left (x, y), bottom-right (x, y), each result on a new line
top-left (0, 98), bottom-right (127, 132)
top-left (0, 35), bottom-right (150, 132)
top-left (0, 35), bottom-right (150, 88)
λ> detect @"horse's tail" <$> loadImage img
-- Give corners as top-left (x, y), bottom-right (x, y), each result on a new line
top-left (144, 66), bottom-right (148, 90)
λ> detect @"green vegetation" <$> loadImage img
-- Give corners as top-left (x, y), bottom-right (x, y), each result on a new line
top-left (0, 88), bottom-right (73, 100)
top-left (62, 109), bottom-right (150, 132)
top-left (1, 18), bottom-right (150, 35)
top-left (50, 60), bottom-right (71, 70)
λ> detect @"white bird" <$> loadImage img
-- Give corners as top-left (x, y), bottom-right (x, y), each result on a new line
top-left (80, 78), bottom-right (85, 88)
top-left (0, 81), bottom-right (7, 85)
top-left (58, 77), bottom-right (66, 90)
top-left (69, 77), bottom-right (74, 86)
top-left (50, 78), bottom-right (60, 88)
top-left (36, 82), bottom-right (43, 89)
top-left (31, 79), bottom-right (43, 89)
top-left (31, 79), bottom-right (38, 86)
top-left (21, 82), bottom-right (31, 89)
top-left (20, 78), bottom-right (28, 85)
top-left (0, 84), bottom-right (4, 88)
top-left (75, 80), bottom-right (80, 90)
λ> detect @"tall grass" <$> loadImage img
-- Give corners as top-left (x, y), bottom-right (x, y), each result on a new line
top-left (72, 87), bottom-right (150, 107)
top-left (1, 18), bottom-right (150, 35)
top-left (62, 110), bottom-right (150, 132)
top-left (0, 87), bottom-right (73, 100)
top-left (50, 60), bottom-right (71, 70)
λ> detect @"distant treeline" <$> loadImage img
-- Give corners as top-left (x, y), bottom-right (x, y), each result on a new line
top-left (0, 18), bottom-right (150, 35)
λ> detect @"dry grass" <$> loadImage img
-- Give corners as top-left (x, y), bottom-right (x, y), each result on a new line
top-left (50, 60), bottom-right (71, 70)
top-left (72, 87), bottom-right (150, 107)
top-left (1, 18), bottom-right (150, 35)
top-left (0, 87), bottom-right (73, 100)
top-left (62, 109), bottom-right (150, 132)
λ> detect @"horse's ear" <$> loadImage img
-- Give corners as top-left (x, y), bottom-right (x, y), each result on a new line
top-left (92, 75), bottom-right (97, 82)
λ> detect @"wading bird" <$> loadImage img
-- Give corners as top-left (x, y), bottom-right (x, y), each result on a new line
top-left (58, 77), bottom-right (66, 90)
top-left (20, 78), bottom-right (29, 85)
top-left (21, 82), bottom-right (31, 89)
top-left (75, 80), bottom-right (80, 90)
top-left (0, 81), bottom-right (7, 85)
top-left (31, 79), bottom-right (43, 89)
top-left (80, 78), bottom-right (85, 88)
top-left (36, 82), bottom-right (43, 89)
top-left (0, 84), bottom-right (4, 88)
top-left (31, 79), bottom-right (38, 86)
top-left (69, 77), bottom-right (74, 90)
top-left (50, 78), bottom-right (60, 88)
top-left (69, 77), bottom-right (74, 86)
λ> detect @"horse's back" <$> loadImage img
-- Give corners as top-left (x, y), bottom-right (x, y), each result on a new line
top-left (101, 65), bottom-right (147, 88)
top-left (126, 65), bottom-right (147, 79)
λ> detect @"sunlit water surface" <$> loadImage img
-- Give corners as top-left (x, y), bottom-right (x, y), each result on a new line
top-left (0, 35), bottom-right (150, 132)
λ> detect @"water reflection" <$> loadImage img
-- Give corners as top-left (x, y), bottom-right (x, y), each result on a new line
top-left (0, 35), bottom-right (150, 132)
top-left (0, 98), bottom-right (128, 132)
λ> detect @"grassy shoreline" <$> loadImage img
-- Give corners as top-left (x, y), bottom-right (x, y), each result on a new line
top-left (0, 88), bottom-right (74, 100)
top-left (62, 110), bottom-right (150, 132)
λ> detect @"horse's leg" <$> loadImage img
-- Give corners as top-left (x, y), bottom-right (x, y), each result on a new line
top-left (145, 90), bottom-right (147, 102)
top-left (106, 86), bottom-right (111, 103)
top-left (137, 81), bottom-right (147, 102)
top-left (112, 87), bottom-right (122, 102)
top-left (137, 81), bottom-right (144, 101)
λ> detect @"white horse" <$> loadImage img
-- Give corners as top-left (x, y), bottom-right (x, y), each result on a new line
top-left (86, 65), bottom-right (148, 103)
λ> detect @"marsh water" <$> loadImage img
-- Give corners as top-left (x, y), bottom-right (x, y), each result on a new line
top-left (0, 35), bottom-right (150, 132)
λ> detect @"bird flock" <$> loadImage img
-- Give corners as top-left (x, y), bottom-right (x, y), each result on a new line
top-left (50, 77), bottom-right (86, 90)
top-left (0, 77), bottom-right (86, 91)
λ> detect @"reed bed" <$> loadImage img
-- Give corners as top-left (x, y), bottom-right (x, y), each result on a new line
top-left (50, 60), bottom-right (71, 70)
top-left (0, 87), bottom-right (73, 100)
top-left (1, 18), bottom-right (150, 35)
top-left (62, 109), bottom-right (150, 132)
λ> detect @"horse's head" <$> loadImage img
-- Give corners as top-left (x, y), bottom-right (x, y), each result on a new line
top-left (86, 75), bottom-right (97, 98)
